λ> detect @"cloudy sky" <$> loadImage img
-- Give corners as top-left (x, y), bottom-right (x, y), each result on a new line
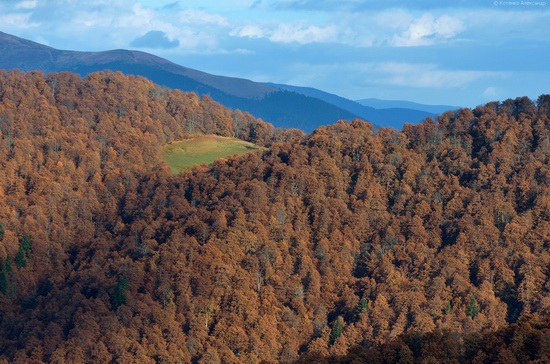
top-left (1, 0), bottom-right (549, 106)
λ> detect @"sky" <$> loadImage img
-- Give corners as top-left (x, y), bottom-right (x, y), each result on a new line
top-left (1, 0), bottom-right (549, 107)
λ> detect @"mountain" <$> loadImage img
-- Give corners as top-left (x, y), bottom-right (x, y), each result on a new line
top-left (0, 31), bottom-right (358, 132)
top-left (267, 83), bottom-right (435, 129)
top-left (0, 30), bottom-right (274, 99)
top-left (356, 98), bottom-right (461, 115)
top-left (0, 31), bottom-right (443, 132)
top-left (1, 70), bottom-right (549, 362)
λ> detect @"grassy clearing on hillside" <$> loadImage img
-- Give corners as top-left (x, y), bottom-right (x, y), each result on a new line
top-left (162, 135), bottom-right (263, 174)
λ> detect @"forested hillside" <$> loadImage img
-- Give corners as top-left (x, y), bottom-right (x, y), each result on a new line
top-left (0, 71), bottom-right (548, 363)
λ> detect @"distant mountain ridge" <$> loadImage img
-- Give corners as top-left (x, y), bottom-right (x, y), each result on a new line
top-left (0, 31), bottom-right (445, 131)
top-left (356, 98), bottom-right (461, 115)
top-left (266, 83), bottom-right (437, 129)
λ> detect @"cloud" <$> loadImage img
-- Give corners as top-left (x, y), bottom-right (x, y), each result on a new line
top-left (372, 62), bottom-right (507, 88)
top-left (0, 1), bottom-right (236, 53)
top-left (232, 22), bottom-right (339, 44)
top-left (230, 25), bottom-right (265, 38)
top-left (179, 9), bottom-right (229, 26)
top-left (15, 0), bottom-right (37, 9)
top-left (392, 14), bottom-right (465, 46)
top-left (229, 8), bottom-right (467, 49)
top-left (373, 9), bottom-right (414, 30)
top-left (131, 30), bottom-right (180, 49)
top-left (269, 23), bottom-right (339, 44)
top-left (0, 13), bottom-right (39, 28)
top-left (287, 61), bottom-right (508, 90)
top-left (483, 86), bottom-right (500, 98)
top-left (115, 4), bottom-right (157, 29)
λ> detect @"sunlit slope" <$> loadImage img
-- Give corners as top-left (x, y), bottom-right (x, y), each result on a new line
top-left (162, 135), bottom-right (263, 173)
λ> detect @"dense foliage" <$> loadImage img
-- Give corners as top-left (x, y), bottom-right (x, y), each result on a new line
top-left (0, 70), bottom-right (548, 363)
top-left (298, 314), bottom-right (550, 363)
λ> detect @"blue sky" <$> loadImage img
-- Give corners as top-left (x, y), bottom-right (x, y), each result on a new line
top-left (1, 0), bottom-right (549, 106)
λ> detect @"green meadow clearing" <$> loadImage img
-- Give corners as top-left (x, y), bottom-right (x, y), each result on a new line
top-left (162, 135), bottom-right (263, 174)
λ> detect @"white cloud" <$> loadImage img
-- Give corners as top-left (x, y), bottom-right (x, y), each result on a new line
top-left (373, 62), bottom-right (507, 88)
top-left (230, 21), bottom-right (340, 44)
top-left (230, 24), bottom-right (265, 38)
top-left (392, 14), bottom-right (465, 46)
top-left (373, 9), bottom-right (414, 30)
top-left (179, 9), bottom-right (229, 26)
top-left (248, 9), bottom-right (464, 49)
top-left (53, 3), bottom-right (230, 53)
top-left (270, 23), bottom-right (339, 44)
top-left (15, 0), bottom-right (37, 9)
top-left (115, 4), bottom-right (156, 28)
top-left (483, 86), bottom-right (500, 98)
top-left (231, 48), bottom-right (255, 55)
top-left (286, 61), bottom-right (508, 92)
top-left (0, 13), bottom-right (39, 28)
top-left (73, 11), bottom-right (114, 28)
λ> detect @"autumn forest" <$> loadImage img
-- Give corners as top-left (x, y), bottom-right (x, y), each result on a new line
top-left (0, 70), bottom-right (548, 363)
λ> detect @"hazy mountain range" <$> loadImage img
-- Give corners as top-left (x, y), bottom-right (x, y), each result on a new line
top-left (0, 31), bottom-right (460, 132)
top-left (355, 98), bottom-right (460, 115)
